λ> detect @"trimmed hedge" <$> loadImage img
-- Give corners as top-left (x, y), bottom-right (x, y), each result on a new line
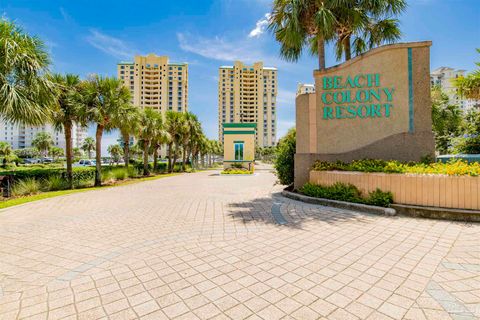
top-left (0, 167), bottom-right (96, 184)
top-left (299, 182), bottom-right (393, 207)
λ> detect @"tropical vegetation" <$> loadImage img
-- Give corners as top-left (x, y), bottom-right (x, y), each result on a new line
top-left (0, 18), bottom-right (221, 202)
top-left (312, 159), bottom-right (480, 176)
top-left (274, 128), bottom-right (296, 185)
top-left (268, 0), bottom-right (407, 69)
top-left (299, 182), bottom-right (393, 207)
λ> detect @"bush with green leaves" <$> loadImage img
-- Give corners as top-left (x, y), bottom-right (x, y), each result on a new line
top-left (111, 167), bottom-right (128, 180)
top-left (11, 178), bottom-right (41, 196)
top-left (274, 128), bottom-right (295, 185)
top-left (43, 176), bottom-right (68, 191)
top-left (0, 167), bottom-right (96, 183)
top-left (299, 182), bottom-right (393, 207)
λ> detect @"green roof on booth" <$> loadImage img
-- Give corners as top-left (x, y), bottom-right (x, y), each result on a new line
top-left (222, 123), bottom-right (257, 128)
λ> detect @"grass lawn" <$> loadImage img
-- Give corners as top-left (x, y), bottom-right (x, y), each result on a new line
top-left (0, 173), bottom-right (179, 210)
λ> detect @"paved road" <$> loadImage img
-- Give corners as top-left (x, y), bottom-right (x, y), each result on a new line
top-left (0, 165), bottom-right (479, 320)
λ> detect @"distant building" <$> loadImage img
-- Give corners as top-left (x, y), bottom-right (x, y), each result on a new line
top-left (430, 67), bottom-right (479, 111)
top-left (218, 61), bottom-right (277, 147)
top-left (296, 83), bottom-right (315, 96)
top-left (0, 121), bottom-right (87, 151)
top-left (117, 54), bottom-right (188, 114)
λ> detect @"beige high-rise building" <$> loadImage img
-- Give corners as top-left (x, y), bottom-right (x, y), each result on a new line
top-left (117, 54), bottom-right (188, 113)
top-left (218, 61), bottom-right (277, 147)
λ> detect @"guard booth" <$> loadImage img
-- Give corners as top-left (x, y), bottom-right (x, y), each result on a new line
top-left (223, 123), bottom-right (256, 170)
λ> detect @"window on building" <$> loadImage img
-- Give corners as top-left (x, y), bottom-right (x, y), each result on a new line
top-left (234, 142), bottom-right (244, 160)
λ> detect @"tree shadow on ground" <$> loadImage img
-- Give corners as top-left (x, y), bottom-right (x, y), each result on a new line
top-left (226, 192), bottom-right (374, 229)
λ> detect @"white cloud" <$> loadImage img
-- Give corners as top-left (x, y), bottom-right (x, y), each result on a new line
top-left (177, 32), bottom-right (287, 67)
top-left (248, 13), bottom-right (271, 38)
top-left (86, 30), bottom-right (136, 60)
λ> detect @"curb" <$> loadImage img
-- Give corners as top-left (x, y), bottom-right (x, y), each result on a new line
top-left (391, 204), bottom-right (480, 222)
top-left (281, 190), bottom-right (397, 216)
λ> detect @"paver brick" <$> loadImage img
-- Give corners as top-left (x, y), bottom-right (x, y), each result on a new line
top-left (0, 164), bottom-right (478, 319)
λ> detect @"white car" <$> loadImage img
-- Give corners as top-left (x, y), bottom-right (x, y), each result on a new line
top-left (77, 159), bottom-right (96, 166)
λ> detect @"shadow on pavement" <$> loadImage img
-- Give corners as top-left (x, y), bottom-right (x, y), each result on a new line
top-left (226, 192), bottom-right (372, 229)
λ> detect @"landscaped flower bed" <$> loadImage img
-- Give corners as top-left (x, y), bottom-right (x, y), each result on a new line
top-left (312, 159), bottom-right (480, 176)
top-left (221, 167), bottom-right (253, 175)
top-left (309, 159), bottom-right (480, 210)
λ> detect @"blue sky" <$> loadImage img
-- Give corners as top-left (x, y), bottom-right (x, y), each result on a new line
top-left (2, 0), bottom-right (479, 152)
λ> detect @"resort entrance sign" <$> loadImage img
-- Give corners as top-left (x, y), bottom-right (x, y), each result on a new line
top-left (321, 73), bottom-right (395, 120)
top-left (294, 41), bottom-right (436, 188)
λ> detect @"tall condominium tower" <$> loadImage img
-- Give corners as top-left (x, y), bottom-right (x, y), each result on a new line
top-left (218, 61), bottom-right (277, 147)
top-left (117, 54), bottom-right (188, 113)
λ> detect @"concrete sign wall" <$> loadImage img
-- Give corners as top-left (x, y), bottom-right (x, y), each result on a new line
top-left (295, 42), bottom-right (435, 188)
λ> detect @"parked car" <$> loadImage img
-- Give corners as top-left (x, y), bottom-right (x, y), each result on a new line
top-left (40, 157), bottom-right (53, 163)
top-left (77, 159), bottom-right (96, 166)
top-left (24, 158), bottom-right (40, 164)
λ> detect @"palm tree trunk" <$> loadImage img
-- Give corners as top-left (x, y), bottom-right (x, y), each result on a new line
top-left (181, 146), bottom-right (187, 172)
top-left (344, 36), bottom-right (352, 60)
top-left (123, 133), bottom-right (130, 168)
top-left (65, 123), bottom-right (73, 189)
top-left (167, 143), bottom-right (173, 172)
top-left (143, 141), bottom-right (150, 176)
top-left (94, 125), bottom-right (103, 187)
top-left (172, 143), bottom-right (179, 172)
top-left (153, 146), bottom-right (159, 172)
top-left (318, 35), bottom-right (326, 70)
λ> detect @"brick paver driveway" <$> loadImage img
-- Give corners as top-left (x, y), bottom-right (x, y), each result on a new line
top-left (0, 164), bottom-right (479, 320)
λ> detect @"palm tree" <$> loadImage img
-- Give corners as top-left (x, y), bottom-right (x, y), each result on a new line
top-left (107, 144), bottom-right (123, 165)
top-left (82, 137), bottom-right (95, 159)
top-left (81, 75), bottom-right (131, 186)
top-left (152, 128), bottom-right (171, 173)
top-left (165, 111), bottom-right (187, 172)
top-left (0, 19), bottom-right (53, 125)
top-left (0, 141), bottom-right (12, 167)
top-left (48, 73), bottom-right (84, 189)
top-left (181, 112), bottom-right (202, 171)
top-left (332, 0), bottom-right (406, 61)
top-left (268, 0), bottom-right (406, 69)
top-left (138, 108), bottom-right (161, 176)
top-left (269, 0), bottom-right (337, 70)
top-left (112, 105), bottom-right (141, 168)
top-left (0, 142), bottom-right (12, 157)
top-left (49, 146), bottom-right (64, 161)
top-left (73, 147), bottom-right (83, 159)
top-left (32, 132), bottom-right (53, 157)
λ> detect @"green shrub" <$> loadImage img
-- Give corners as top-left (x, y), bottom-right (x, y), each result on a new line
top-left (111, 167), bottom-right (128, 180)
top-left (366, 189), bottom-right (394, 207)
top-left (274, 128), bottom-right (295, 185)
top-left (1, 167), bottom-right (96, 184)
top-left (101, 170), bottom-right (115, 183)
top-left (43, 176), bottom-right (68, 191)
top-left (299, 182), bottom-right (393, 207)
top-left (127, 166), bottom-right (139, 178)
top-left (74, 178), bottom-right (93, 189)
top-left (12, 178), bottom-right (41, 196)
